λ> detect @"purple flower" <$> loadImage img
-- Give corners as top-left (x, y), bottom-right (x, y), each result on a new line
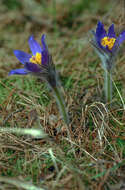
top-left (9, 34), bottom-right (57, 87)
top-left (94, 21), bottom-right (125, 52)
top-left (91, 21), bottom-right (125, 70)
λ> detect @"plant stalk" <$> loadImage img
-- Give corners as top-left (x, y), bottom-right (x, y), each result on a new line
top-left (104, 69), bottom-right (112, 103)
top-left (47, 83), bottom-right (76, 157)
top-left (51, 85), bottom-right (76, 157)
top-left (51, 85), bottom-right (69, 125)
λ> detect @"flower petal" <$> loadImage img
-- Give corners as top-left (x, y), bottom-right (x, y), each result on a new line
top-left (42, 50), bottom-right (50, 65)
top-left (118, 31), bottom-right (125, 45)
top-left (41, 34), bottom-right (49, 65)
top-left (24, 62), bottom-right (41, 73)
top-left (28, 35), bottom-right (42, 55)
top-left (8, 68), bottom-right (28, 75)
top-left (41, 34), bottom-right (48, 51)
top-left (14, 50), bottom-right (31, 64)
top-left (108, 24), bottom-right (116, 38)
top-left (96, 21), bottom-right (107, 41)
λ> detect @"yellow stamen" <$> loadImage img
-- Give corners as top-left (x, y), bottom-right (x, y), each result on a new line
top-left (101, 36), bottom-right (116, 50)
top-left (30, 52), bottom-right (42, 65)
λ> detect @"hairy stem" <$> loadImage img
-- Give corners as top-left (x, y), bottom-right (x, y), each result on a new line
top-left (51, 85), bottom-right (69, 125)
top-left (104, 69), bottom-right (112, 103)
top-left (52, 85), bottom-right (76, 157)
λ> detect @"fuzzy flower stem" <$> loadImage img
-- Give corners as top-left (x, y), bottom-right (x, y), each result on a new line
top-left (51, 85), bottom-right (69, 125)
top-left (51, 84), bottom-right (76, 157)
top-left (104, 68), bottom-right (112, 104)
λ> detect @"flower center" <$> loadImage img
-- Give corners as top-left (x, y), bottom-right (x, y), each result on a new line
top-left (30, 52), bottom-right (42, 65)
top-left (101, 36), bottom-right (116, 50)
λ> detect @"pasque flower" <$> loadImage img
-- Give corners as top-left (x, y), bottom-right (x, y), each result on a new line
top-left (9, 34), bottom-right (57, 88)
top-left (91, 21), bottom-right (125, 104)
top-left (9, 34), bottom-right (70, 125)
top-left (91, 21), bottom-right (125, 70)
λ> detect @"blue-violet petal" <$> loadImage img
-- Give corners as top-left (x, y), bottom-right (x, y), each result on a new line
top-left (8, 68), bottom-right (28, 75)
top-left (118, 31), bottom-right (125, 45)
top-left (14, 50), bottom-right (31, 64)
top-left (96, 21), bottom-right (107, 41)
top-left (24, 62), bottom-right (41, 72)
top-left (28, 35), bottom-right (42, 56)
top-left (108, 24), bottom-right (116, 38)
